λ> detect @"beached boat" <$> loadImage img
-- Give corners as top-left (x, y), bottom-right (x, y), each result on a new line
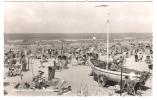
top-left (89, 59), bottom-right (150, 91)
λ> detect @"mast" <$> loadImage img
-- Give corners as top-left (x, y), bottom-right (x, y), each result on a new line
top-left (106, 13), bottom-right (110, 70)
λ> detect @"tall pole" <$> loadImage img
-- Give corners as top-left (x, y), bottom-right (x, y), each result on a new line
top-left (95, 5), bottom-right (109, 69)
top-left (106, 13), bottom-right (110, 70)
top-left (96, 4), bottom-right (123, 96)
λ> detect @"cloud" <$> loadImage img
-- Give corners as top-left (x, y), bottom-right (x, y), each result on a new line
top-left (4, 2), bottom-right (153, 33)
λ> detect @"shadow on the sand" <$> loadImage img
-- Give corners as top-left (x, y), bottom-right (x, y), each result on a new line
top-left (106, 81), bottom-right (117, 87)
top-left (140, 86), bottom-right (151, 91)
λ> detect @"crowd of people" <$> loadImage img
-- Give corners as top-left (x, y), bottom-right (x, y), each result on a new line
top-left (4, 39), bottom-right (153, 78)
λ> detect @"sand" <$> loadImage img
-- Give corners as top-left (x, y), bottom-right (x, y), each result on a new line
top-left (4, 55), bottom-right (152, 96)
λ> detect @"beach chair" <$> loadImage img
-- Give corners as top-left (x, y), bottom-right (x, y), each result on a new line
top-left (125, 79), bottom-right (138, 95)
top-left (116, 78), bottom-right (138, 96)
top-left (53, 80), bottom-right (71, 95)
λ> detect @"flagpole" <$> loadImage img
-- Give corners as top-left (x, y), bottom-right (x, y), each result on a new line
top-left (106, 13), bottom-right (110, 70)
top-left (95, 5), bottom-right (109, 70)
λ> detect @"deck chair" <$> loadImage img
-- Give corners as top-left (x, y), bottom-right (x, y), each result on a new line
top-left (53, 80), bottom-right (71, 95)
top-left (125, 79), bottom-right (138, 95)
top-left (136, 71), bottom-right (150, 91)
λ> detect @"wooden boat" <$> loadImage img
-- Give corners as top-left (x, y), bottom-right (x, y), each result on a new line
top-left (89, 59), bottom-right (150, 89)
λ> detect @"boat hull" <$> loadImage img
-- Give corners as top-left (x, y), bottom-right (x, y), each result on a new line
top-left (89, 59), bottom-right (141, 82)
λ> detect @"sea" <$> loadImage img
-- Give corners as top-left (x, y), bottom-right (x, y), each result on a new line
top-left (4, 33), bottom-right (152, 43)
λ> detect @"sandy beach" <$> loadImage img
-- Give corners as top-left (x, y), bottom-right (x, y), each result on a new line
top-left (4, 54), bottom-right (152, 96)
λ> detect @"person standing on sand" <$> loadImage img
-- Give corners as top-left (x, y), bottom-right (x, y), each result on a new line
top-left (134, 51), bottom-right (138, 62)
top-left (48, 58), bottom-right (56, 81)
top-left (8, 53), bottom-right (16, 68)
top-left (71, 53), bottom-right (78, 66)
top-left (138, 49), bottom-right (143, 62)
top-left (21, 55), bottom-right (27, 71)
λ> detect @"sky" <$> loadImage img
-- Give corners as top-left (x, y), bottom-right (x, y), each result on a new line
top-left (4, 1), bottom-right (153, 34)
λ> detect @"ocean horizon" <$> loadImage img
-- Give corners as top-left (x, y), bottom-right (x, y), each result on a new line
top-left (4, 33), bottom-right (152, 42)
